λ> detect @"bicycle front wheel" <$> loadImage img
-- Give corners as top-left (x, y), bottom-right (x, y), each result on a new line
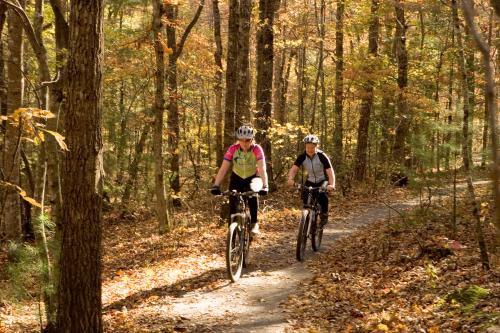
top-left (311, 212), bottom-right (323, 251)
top-left (296, 211), bottom-right (310, 262)
top-left (243, 213), bottom-right (252, 268)
top-left (226, 221), bottom-right (244, 282)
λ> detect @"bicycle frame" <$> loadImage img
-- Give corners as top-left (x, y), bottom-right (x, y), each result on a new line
top-left (294, 183), bottom-right (327, 261)
top-left (219, 189), bottom-right (259, 281)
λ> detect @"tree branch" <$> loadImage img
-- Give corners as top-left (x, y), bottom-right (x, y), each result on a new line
top-left (174, 0), bottom-right (205, 59)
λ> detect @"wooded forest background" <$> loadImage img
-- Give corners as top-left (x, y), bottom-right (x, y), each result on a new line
top-left (0, 0), bottom-right (498, 331)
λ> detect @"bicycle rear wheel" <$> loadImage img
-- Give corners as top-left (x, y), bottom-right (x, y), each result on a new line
top-left (226, 221), bottom-right (244, 282)
top-left (311, 212), bottom-right (323, 251)
top-left (296, 211), bottom-right (310, 262)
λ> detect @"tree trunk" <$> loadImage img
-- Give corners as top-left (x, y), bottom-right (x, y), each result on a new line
top-left (481, 9), bottom-right (493, 168)
top-left (453, 0), bottom-right (489, 269)
top-left (273, 3), bottom-right (286, 126)
top-left (212, 0), bottom-right (224, 164)
top-left (0, 3), bottom-right (7, 207)
top-left (56, 0), bottom-right (105, 331)
top-left (255, 0), bottom-right (278, 187)
top-left (0, 4), bottom-right (6, 136)
top-left (296, 46), bottom-right (306, 128)
top-left (46, 0), bottom-right (69, 231)
top-left (236, 0), bottom-right (252, 124)
top-left (461, 0), bottom-right (499, 262)
top-left (392, 0), bottom-right (410, 166)
top-left (2, 0), bottom-right (25, 241)
top-left (122, 122), bottom-right (150, 204)
top-left (152, 0), bottom-right (170, 234)
top-left (354, 0), bottom-right (379, 181)
top-left (444, 27), bottom-right (455, 170)
top-left (165, 2), bottom-right (204, 199)
top-left (332, 0), bottom-right (344, 170)
top-left (165, 5), bottom-right (181, 198)
top-left (224, 0), bottom-right (239, 148)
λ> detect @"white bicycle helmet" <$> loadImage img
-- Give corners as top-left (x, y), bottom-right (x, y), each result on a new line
top-left (303, 134), bottom-right (319, 144)
top-left (236, 125), bottom-right (254, 140)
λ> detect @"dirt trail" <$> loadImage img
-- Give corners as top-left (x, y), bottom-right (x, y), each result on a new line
top-left (168, 180), bottom-right (492, 332)
top-left (168, 200), bottom-right (423, 332)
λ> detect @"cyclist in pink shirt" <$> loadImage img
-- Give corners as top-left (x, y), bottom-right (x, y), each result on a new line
top-left (211, 125), bottom-right (269, 234)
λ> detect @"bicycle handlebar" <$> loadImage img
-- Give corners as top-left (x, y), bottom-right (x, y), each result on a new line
top-left (214, 189), bottom-right (259, 198)
top-left (293, 182), bottom-right (328, 193)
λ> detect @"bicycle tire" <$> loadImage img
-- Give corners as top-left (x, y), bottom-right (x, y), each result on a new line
top-left (311, 212), bottom-right (323, 251)
top-left (296, 211), bottom-right (309, 262)
top-left (226, 221), bottom-right (244, 282)
top-left (243, 213), bottom-right (252, 268)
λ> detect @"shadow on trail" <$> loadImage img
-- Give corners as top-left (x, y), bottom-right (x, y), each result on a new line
top-left (103, 267), bottom-right (228, 311)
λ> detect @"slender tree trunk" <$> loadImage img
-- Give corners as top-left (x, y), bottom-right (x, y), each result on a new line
top-left (332, 0), bottom-right (344, 170)
top-left (433, 38), bottom-right (446, 172)
top-left (465, 20), bottom-right (475, 167)
top-left (273, 2), bottom-right (286, 126)
top-left (224, 0), bottom-right (239, 148)
top-left (212, 0), bottom-right (224, 164)
top-left (392, 0), bottom-right (410, 166)
top-left (481, 9), bottom-right (493, 168)
top-left (236, 0), bottom-right (252, 124)
top-left (46, 0), bottom-right (69, 232)
top-left (2, 0), bottom-right (25, 241)
top-left (56, 0), bottom-right (105, 330)
top-left (444, 27), bottom-right (455, 170)
top-left (165, 2), bottom-right (204, 198)
top-left (255, 0), bottom-right (278, 187)
top-left (354, 0), bottom-right (379, 181)
top-left (297, 46), bottom-right (306, 127)
top-left (116, 81), bottom-right (127, 181)
top-left (152, 0), bottom-right (170, 234)
top-left (280, 51), bottom-right (294, 124)
top-left (165, 5), bottom-right (180, 197)
top-left (461, 0), bottom-right (499, 261)
top-left (122, 122), bottom-right (150, 204)
top-left (453, 0), bottom-right (489, 269)
top-left (0, 4), bottom-right (6, 137)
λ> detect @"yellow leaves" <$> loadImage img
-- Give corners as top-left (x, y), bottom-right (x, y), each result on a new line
top-left (163, 0), bottom-right (179, 5)
top-left (4, 107), bottom-right (68, 151)
top-left (376, 323), bottom-right (389, 331)
top-left (0, 181), bottom-right (42, 208)
top-left (41, 129), bottom-right (69, 151)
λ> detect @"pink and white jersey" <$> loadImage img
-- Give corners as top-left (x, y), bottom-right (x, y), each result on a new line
top-left (224, 143), bottom-right (265, 179)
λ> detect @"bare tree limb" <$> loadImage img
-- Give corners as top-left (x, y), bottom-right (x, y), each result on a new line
top-left (174, 0), bottom-right (205, 59)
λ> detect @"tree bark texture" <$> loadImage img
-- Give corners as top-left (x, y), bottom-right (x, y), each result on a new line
top-left (255, 0), bottom-right (278, 186)
top-left (332, 0), bottom-right (344, 170)
top-left (354, 0), bottom-right (379, 181)
top-left (452, 0), bottom-right (490, 269)
top-left (223, 0), bottom-right (239, 148)
top-left (392, 0), bottom-right (410, 166)
top-left (56, 0), bottom-right (105, 331)
top-left (152, 0), bottom-right (170, 233)
top-left (165, 2), bottom-right (204, 196)
top-left (236, 0), bottom-right (252, 124)
top-left (2, 0), bottom-right (25, 240)
top-left (212, 0), bottom-right (224, 164)
top-left (461, 0), bottom-right (499, 261)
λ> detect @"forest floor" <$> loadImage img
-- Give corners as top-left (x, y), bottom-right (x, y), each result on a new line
top-left (0, 174), bottom-right (499, 332)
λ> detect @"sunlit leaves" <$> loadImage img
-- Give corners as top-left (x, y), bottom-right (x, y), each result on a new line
top-left (0, 181), bottom-right (42, 208)
top-left (4, 108), bottom-right (68, 151)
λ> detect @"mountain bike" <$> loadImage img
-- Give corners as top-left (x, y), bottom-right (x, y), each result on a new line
top-left (294, 182), bottom-right (328, 262)
top-left (220, 190), bottom-right (259, 282)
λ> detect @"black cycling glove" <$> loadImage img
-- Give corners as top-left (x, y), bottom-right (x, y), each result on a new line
top-left (258, 187), bottom-right (268, 196)
top-left (210, 185), bottom-right (221, 195)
